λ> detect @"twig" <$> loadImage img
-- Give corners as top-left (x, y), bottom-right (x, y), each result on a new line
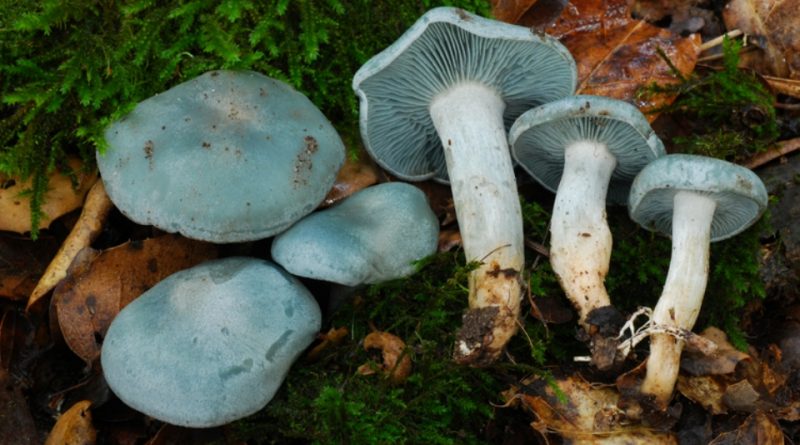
top-left (699, 29), bottom-right (744, 52)
top-left (744, 137), bottom-right (800, 169)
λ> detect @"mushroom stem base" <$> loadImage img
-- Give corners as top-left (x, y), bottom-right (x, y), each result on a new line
top-left (429, 82), bottom-right (524, 365)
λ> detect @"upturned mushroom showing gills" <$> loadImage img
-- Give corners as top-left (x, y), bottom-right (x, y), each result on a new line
top-left (99, 70), bottom-right (344, 243)
top-left (101, 257), bottom-right (322, 428)
top-left (353, 7), bottom-right (576, 365)
top-left (509, 95), bottom-right (665, 359)
top-left (628, 154), bottom-right (768, 407)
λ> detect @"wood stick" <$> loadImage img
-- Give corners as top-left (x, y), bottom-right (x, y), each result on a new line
top-left (744, 138), bottom-right (800, 169)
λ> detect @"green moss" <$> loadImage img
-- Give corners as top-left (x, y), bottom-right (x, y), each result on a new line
top-left (0, 0), bottom-right (492, 237)
top-left (232, 252), bottom-right (505, 444)
top-left (644, 37), bottom-right (778, 161)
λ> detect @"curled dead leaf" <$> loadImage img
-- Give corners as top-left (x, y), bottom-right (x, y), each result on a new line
top-left (306, 326), bottom-right (349, 361)
top-left (27, 180), bottom-right (113, 312)
top-left (0, 157), bottom-right (96, 234)
top-left (357, 331), bottom-right (412, 384)
top-left (44, 400), bottom-right (96, 445)
top-left (53, 235), bottom-right (217, 364)
top-left (509, 374), bottom-right (677, 443)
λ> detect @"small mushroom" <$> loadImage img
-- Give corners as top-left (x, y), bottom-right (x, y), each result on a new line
top-left (353, 7), bottom-right (576, 365)
top-left (628, 154), bottom-right (768, 407)
top-left (100, 257), bottom-right (322, 427)
top-left (509, 96), bottom-right (665, 334)
top-left (98, 70), bottom-right (344, 243)
top-left (271, 182), bottom-right (438, 286)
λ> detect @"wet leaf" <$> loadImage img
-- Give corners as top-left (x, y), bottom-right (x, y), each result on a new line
top-left (0, 157), bottom-right (96, 234)
top-left (53, 234), bottom-right (217, 364)
top-left (357, 331), bottom-right (412, 384)
top-left (321, 154), bottom-right (380, 207)
top-left (0, 368), bottom-right (38, 445)
top-left (709, 411), bottom-right (784, 445)
top-left (491, 0), bottom-right (567, 28)
top-left (544, 0), bottom-right (701, 117)
top-left (510, 374), bottom-right (677, 443)
top-left (44, 400), bottom-right (96, 445)
top-left (723, 0), bottom-right (800, 79)
top-left (27, 180), bottom-right (113, 311)
top-left (0, 234), bottom-right (60, 301)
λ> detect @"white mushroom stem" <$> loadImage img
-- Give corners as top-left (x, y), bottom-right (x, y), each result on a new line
top-left (429, 82), bottom-right (524, 364)
top-left (549, 140), bottom-right (616, 328)
top-left (641, 190), bottom-right (716, 405)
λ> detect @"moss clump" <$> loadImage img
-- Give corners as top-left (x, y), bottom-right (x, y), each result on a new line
top-left (232, 252), bottom-right (507, 444)
top-left (645, 37), bottom-right (779, 161)
top-left (0, 0), bottom-right (492, 236)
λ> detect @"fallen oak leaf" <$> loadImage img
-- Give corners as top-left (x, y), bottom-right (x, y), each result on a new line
top-left (357, 331), bottom-right (412, 384)
top-left (53, 234), bottom-right (217, 365)
top-left (44, 400), bottom-right (96, 445)
top-left (544, 0), bottom-right (701, 118)
top-left (27, 179), bottom-right (113, 312)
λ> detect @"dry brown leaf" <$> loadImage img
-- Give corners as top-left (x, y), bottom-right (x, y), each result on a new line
top-left (511, 374), bottom-right (677, 443)
top-left (677, 375), bottom-right (729, 415)
top-left (53, 234), bottom-right (217, 364)
top-left (681, 327), bottom-right (751, 376)
top-left (0, 368), bottom-right (38, 445)
top-left (709, 411), bottom-right (784, 445)
top-left (306, 326), bottom-right (349, 361)
top-left (27, 180), bottom-right (113, 312)
top-left (491, 0), bottom-right (567, 28)
top-left (0, 235), bottom-right (60, 301)
top-left (321, 154), bottom-right (380, 207)
top-left (723, 0), bottom-right (800, 79)
top-left (762, 75), bottom-right (800, 99)
top-left (544, 0), bottom-right (701, 118)
top-left (357, 331), bottom-right (412, 384)
top-left (44, 400), bottom-right (96, 445)
top-left (0, 157), bottom-right (96, 234)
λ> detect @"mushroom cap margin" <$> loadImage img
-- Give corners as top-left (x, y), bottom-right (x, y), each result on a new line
top-left (509, 95), bottom-right (666, 205)
top-left (627, 154), bottom-right (768, 242)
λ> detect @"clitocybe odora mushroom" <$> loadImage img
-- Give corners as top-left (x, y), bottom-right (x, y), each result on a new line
top-left (99, 70), bottom-right (344, 243)
top-left (509, 95), bottom-right (665, 366)
top-left (101, 257), bottom-right (322, 427)
top-left (628, 154), bottom-right (768, 407)
top-left (353, 7), bottom-right (576, 365)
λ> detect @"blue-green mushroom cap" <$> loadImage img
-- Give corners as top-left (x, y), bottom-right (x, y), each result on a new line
top-left (628, 154), bottom-right (768, 242)
top-left (509, 95), bottom-right (666, 205)
top-left (99, 70), bottom-right (345, 243)
top-left (352, 7), bottom-right (577, 183)
top-left (271, 182), bottom-right (439, 286)
top-left (100, 257), bottom-right (321, 428)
